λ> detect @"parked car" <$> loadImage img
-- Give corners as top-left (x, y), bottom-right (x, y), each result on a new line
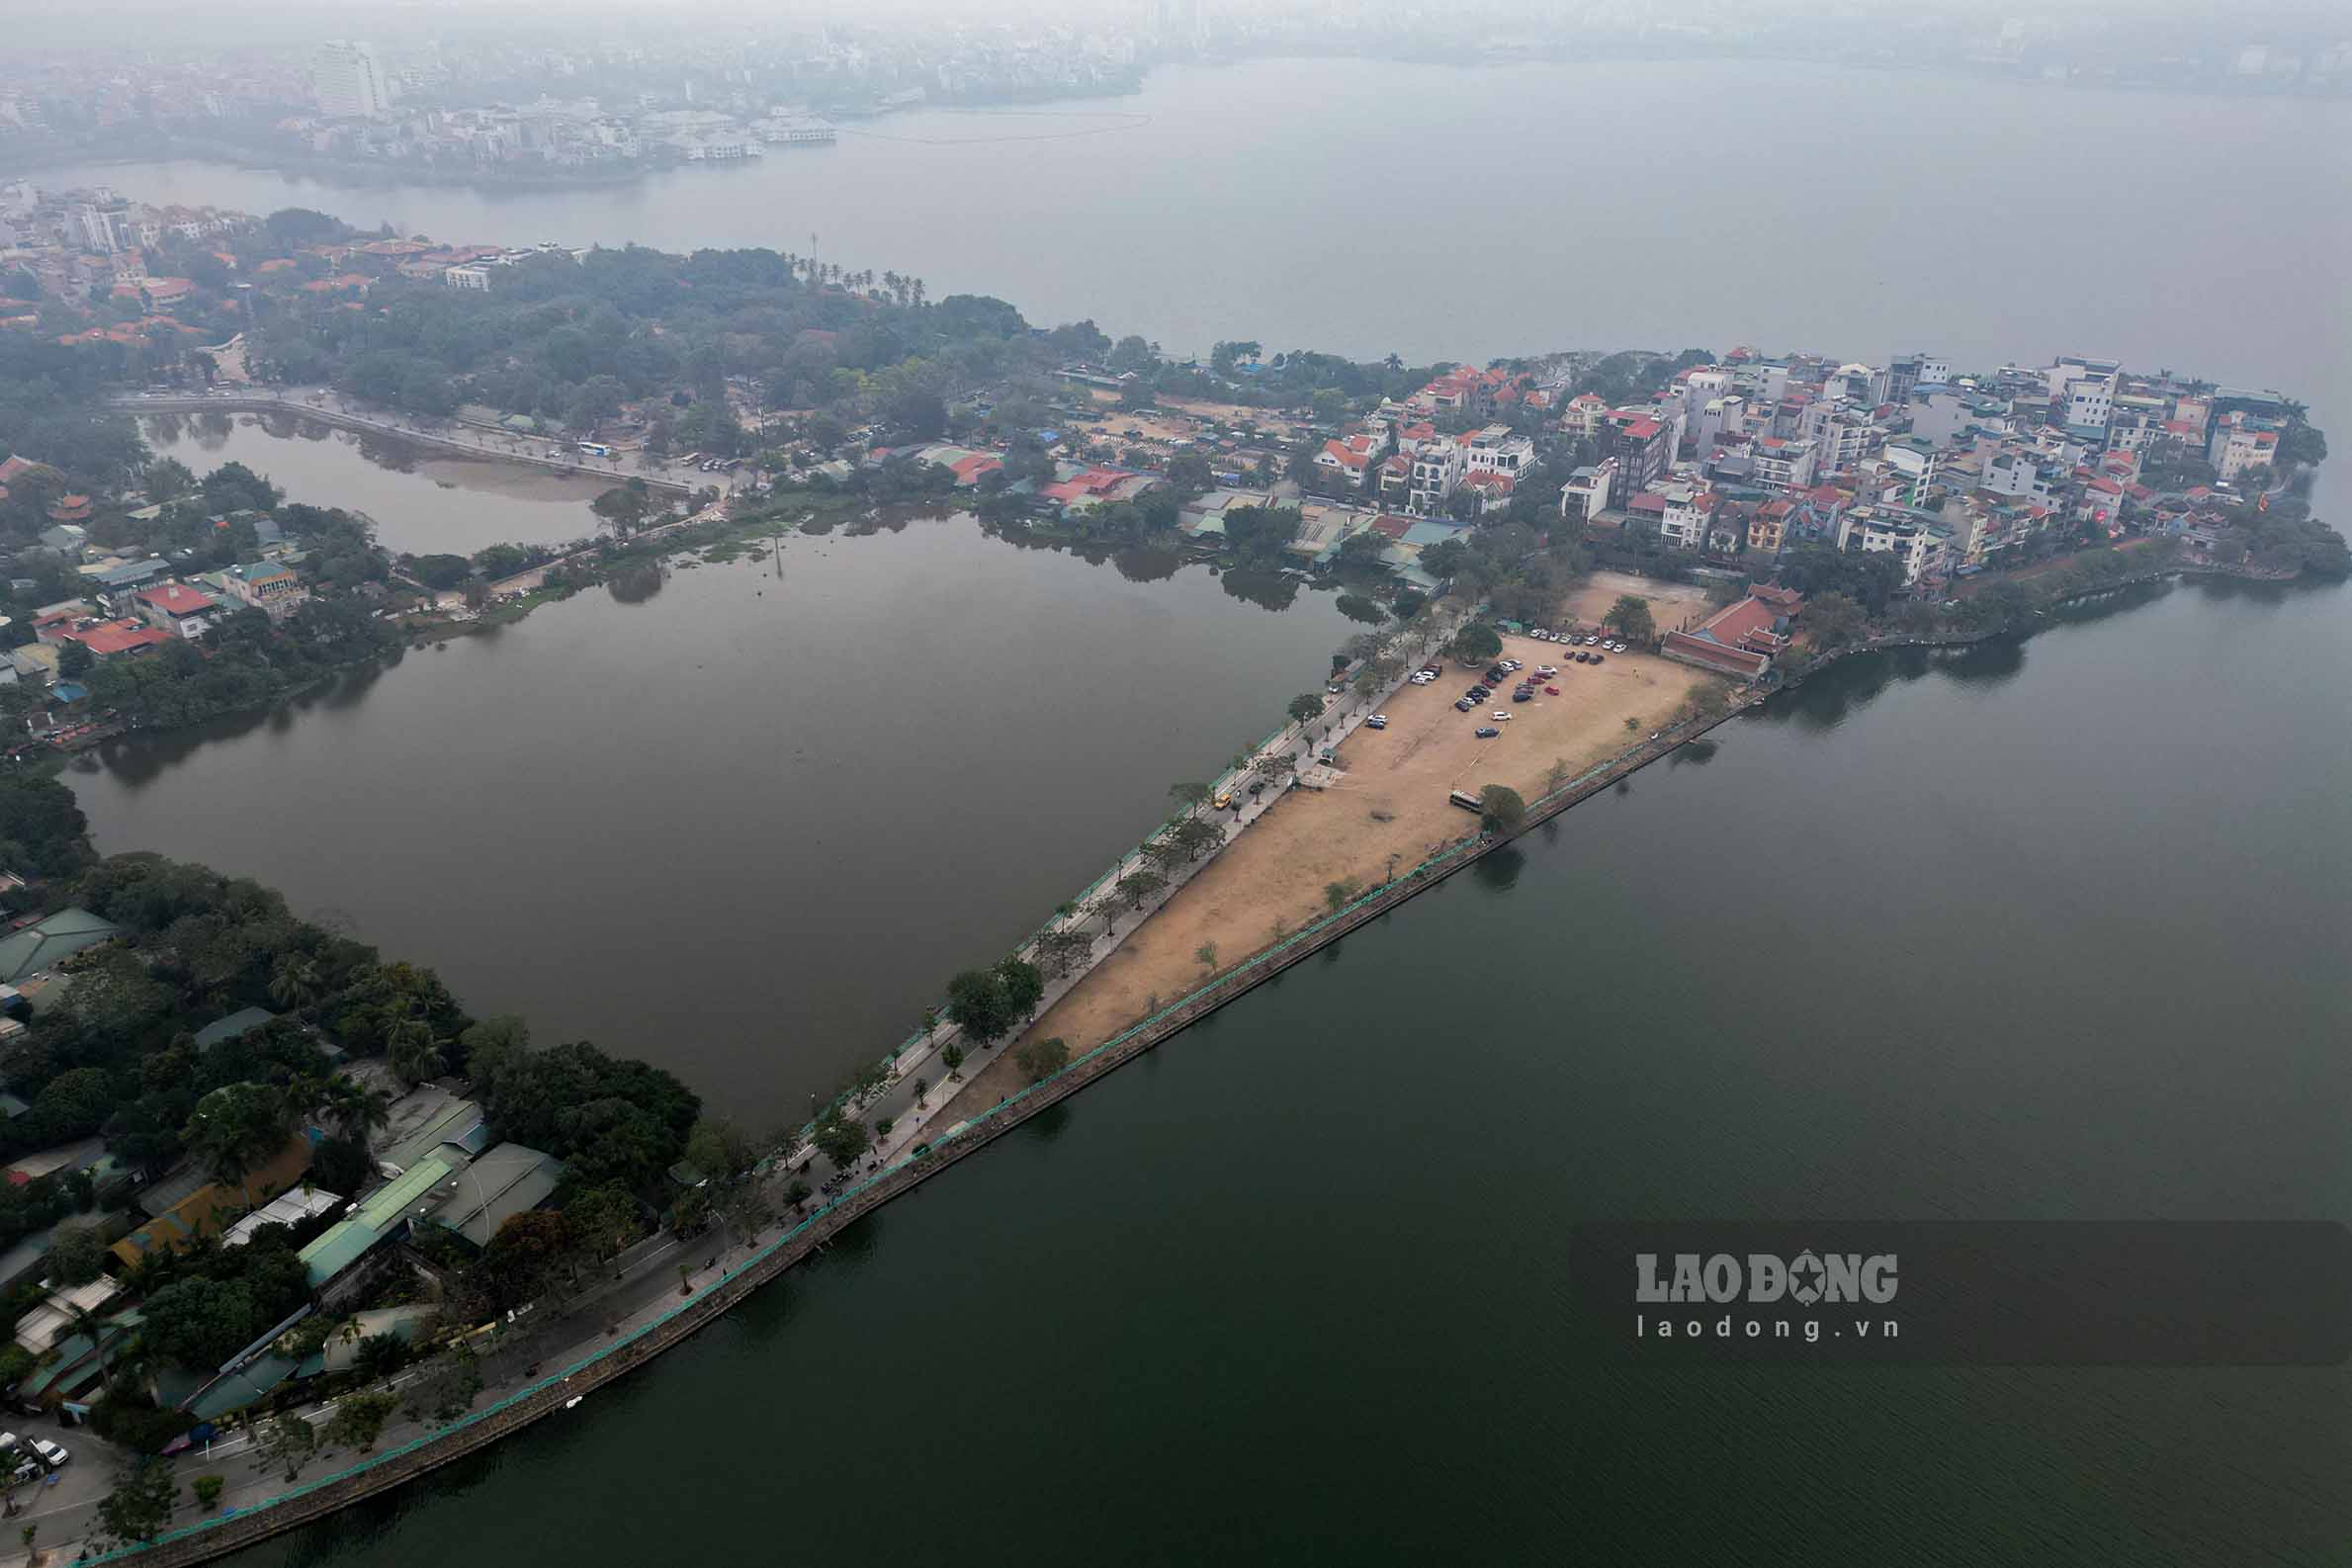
top-left (1455, 698), bottom-right (1476, 711)
top-left (1512, 690), bottom-right (1531, 703)
top-left (1545, 685), bottom-right (1560, 695)
top-left (1585, 635), bottom-right (1600, 646)
top-left (1474, 727), bottom-right (1501, 739)
top-left (1491, 711), bottom-right (1512, 722)
top-left (29, 1439), bottom-right (65, 1469)
top-left (1591, 653), bottom-right (1606, 664)
top-left (1365, 716), bottom-right (1388, 730)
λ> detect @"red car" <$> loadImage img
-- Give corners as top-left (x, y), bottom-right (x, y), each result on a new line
top-left (1545, 685), bottom-right (1559, 695)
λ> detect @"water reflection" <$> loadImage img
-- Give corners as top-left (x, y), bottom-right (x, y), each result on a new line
top-left (1667, 738), bottom-right (1721, 768)
top-left (1218, 569), bottom-right (1299, 613)
top-left (1471, 844), bottom-right (1525, 891)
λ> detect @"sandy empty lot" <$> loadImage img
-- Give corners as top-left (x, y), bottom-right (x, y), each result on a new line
top-left (1562, 569), bottom-right (1720, 638)
top-left (937, 633), bottom-right (1717, 1116)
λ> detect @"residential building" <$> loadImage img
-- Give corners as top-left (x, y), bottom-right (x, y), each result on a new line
top-left (2211, 416), bottom-right (2280, 482)
top-left (443, 265), bottom-right (492, 291)
top-left (1837, 506), bottom-right (1948, 586)
top-left (313, 42), bottom-right (388, 121)
top-left (134, 582), bottom-right (218, 640)
top-left (220, 560), bottom-right (307, 619)
top-left (1653, 482), bottom-right (1718, 552)
top-left (1407, 438), bottom-right (1462, 516)
top-left (1558, 461), bottom-right (1616, 525)
top-left (1461, 425), bottom-right (1534, 482)
top-left (1751, 436), bottom-right (1818, 492)
top-left (1597, 410), bottom-right (1673, 503)
top-left (1748, 498), bottom-right (1791, 556)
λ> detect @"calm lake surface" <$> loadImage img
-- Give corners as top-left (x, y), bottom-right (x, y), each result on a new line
top-left (139, 410), bottom-right (609, 555)
top-left (223, 575), bottom-right (2352, 1568)
top-left (31, 56), bottom-right (2352, 1565)
top-left (72, 517), bottom-right (1355, 1118)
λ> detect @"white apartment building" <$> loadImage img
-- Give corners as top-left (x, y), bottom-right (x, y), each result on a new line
top-left (1408, 438), bottom-right (1462, 515)
top-left (314, 42), bottom-right (389, 121)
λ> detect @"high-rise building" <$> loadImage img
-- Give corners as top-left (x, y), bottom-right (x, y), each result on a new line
top-left (313, 42), bottom-right (387, 121)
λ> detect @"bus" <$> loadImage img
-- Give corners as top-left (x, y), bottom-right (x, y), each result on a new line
top-left (576, 441), bottom-right (612, 458)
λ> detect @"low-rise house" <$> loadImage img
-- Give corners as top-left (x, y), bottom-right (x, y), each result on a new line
top-left (0, 908), bottom-right (122, 986)
top-left (134, 581), bottom-right (218, 640)
top-left (113, 1135), bottom-right (316, 1266)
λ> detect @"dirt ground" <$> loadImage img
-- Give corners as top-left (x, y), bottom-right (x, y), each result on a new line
top-left (937, 633), bottom-right (1718, 1117)
top-left (1561, 569), bottom-right (1721, 638)
top-left (1069, 390), bottom-right (1304, 448)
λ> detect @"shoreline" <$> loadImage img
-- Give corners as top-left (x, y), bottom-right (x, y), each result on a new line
top-left (61, 555), bottom-right (2326, 1563)
top-left (119, 394), bottom-right (696, 494)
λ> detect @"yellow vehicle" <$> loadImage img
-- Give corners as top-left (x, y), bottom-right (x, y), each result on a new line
top-left (1212, 792), bottom-right (1235, 811)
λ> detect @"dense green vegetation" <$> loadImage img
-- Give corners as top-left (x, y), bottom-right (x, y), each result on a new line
top-left (0, 774), bottom-right (704, 1447)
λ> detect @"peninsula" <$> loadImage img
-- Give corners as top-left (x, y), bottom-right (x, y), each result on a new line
top-left (0, 191), bottom-right (2338, 1563)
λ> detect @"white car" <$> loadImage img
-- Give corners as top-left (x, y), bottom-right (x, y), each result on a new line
top-left (1491, 711), bottom-right (1512, 722)
top-left (29, 1439), bottom-right (65, 1469)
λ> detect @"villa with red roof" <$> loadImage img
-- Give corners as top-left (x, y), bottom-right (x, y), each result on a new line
top-left (135, 583), bottom-right (219, 641)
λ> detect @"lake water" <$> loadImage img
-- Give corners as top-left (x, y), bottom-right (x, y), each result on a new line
top-left (223, 573), bottom-right (2352, 1568)
top-left (139, 409), bottom-right (610, 555)
top-left (29, 58), bottom-right (2352, 490)
top-left (28, 56), bottom-right (2352, 1565)
top-left (70, 516), bottom-right (1354, 1120)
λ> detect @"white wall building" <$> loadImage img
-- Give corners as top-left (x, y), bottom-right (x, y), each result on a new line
top-left (313, 42), bottom-right (389, 121)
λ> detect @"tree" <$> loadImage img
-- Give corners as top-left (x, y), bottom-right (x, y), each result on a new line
top-left (1168, 781), bottom-right (1210, 819)
top-left (1801, 591), bottom-right (1868, 651)
top-left (94, 1460), bottom-right (176, 1546)
top-left (1603, 594), bottom-right (1656, 645)
top-left (811, 1111), bottom-right (869, 1169)
top-left (267, 954), bottom-right (322, 1012)
top-left (182, 1082), bottom-right (291, 1187)
top-left (1014, 1037), bottom-right (1071, 1084)
top-left (322, 1391), bottom-right (395, 1452)
top-left (1479, 784), bottom-right (1527, 834)
top-left (1193, 940), bottom-right (1218, 971)
top-left (1323, 877), bottom-right (1361, 913)
top-left (1449, 623), bottom-right (1503, 663)
top-left (319, 1075), bottom-right (391, 1144)
top-left (590, 479), bottom-right (653, 536)
top-left (192, 1475), bottom-right (224, 1512)
top-left (55, 641), bottom-right (92, 679)
top-left (941, 1044), bottom-right (966, 1076)
top-left (683, 1116), bottom-right (755, 1181)
top-left (942, 956), bottom-right (1044, 1045)
top-left (252, 1414), bottom-right (316, 1481)
top-left (1116, 869), bottom-right (1167, 911)
top-left (1286, 693), bottom-right (1325, 726)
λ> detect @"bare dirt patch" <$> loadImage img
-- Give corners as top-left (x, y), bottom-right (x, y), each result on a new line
top-left (937, 634), bottom-right (1718, 1117)
top-left (1562, 569), bottom-right (1720, 637)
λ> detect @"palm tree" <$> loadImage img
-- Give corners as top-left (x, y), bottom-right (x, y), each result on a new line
top-left (320, 1076), bottom-right (391, 1144)
top-left (63, 1302), bottom-right (111, 1386)
top-left (388, 1007), bottom-right (447, 1088)
top-left (267, 955), bottom-right (322, 1013)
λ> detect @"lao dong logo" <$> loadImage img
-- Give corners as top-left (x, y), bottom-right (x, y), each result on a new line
top-left (1636, 1250), bottom-right (1898, 1307)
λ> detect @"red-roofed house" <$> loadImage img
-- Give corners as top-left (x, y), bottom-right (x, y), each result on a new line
top-left (134, 582), bottom-right (219, 641)
top-left (948, 453), bottom-right (1002, 484)
top-left (55, 618), bottom-right (173, 661)
top-left (1459, 469), bottom-right (1517, 514)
